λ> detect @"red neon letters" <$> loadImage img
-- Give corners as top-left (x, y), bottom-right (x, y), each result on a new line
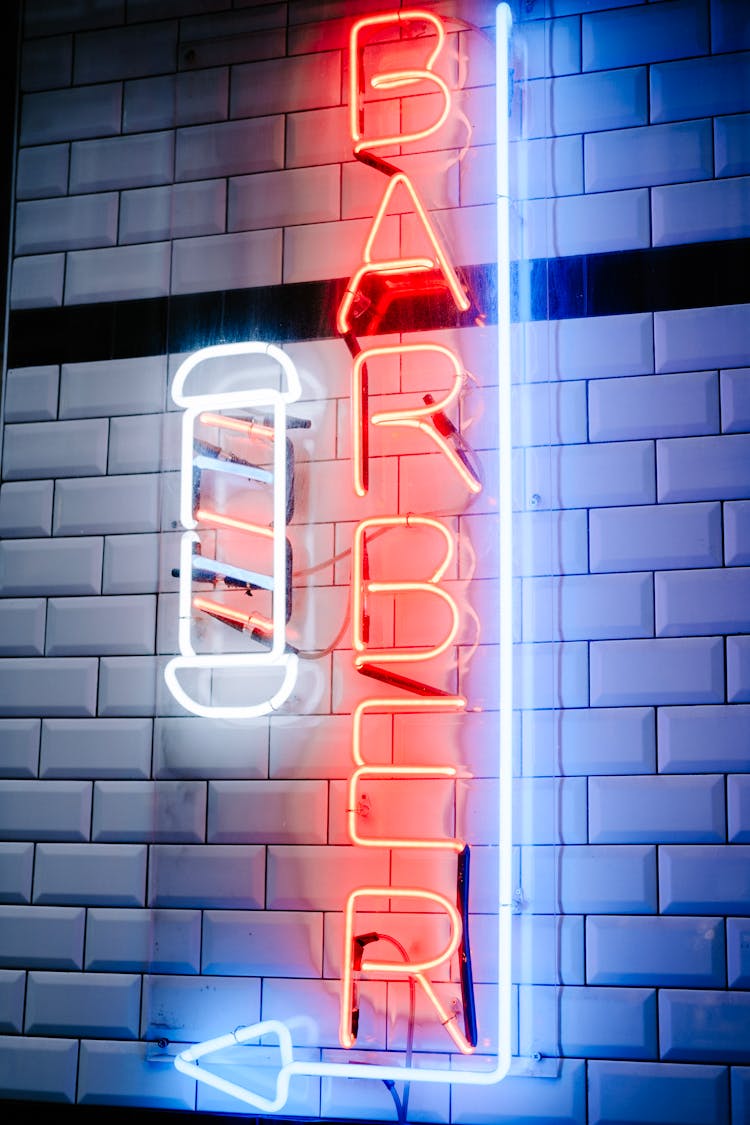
top-left (339, 9), bottom-right (480, 1056)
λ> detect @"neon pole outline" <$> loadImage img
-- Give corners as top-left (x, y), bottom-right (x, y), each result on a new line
top-left (165, 342), bottom-right (300, 719)
top-left (174, 4), bottom-right (513, 1107)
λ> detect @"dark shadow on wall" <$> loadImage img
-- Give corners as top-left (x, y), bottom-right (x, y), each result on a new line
top-left (0, 0), bottom-right (21, 373)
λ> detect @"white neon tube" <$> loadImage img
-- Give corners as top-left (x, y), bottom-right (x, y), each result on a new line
top-left (496, 0), bottom-right (514, 1086)
top-left (165, 342), bottom-right (301, 719)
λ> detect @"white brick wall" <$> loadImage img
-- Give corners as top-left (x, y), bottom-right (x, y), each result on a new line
top-left (2, 0), bottom-right (750, 1120)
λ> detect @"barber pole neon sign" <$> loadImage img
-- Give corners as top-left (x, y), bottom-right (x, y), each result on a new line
top-left (172, 5), bottom-right (513, 1112)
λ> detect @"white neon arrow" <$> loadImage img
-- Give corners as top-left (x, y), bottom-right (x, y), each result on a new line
top-left (174, 1017), bottom-right (510, 1114)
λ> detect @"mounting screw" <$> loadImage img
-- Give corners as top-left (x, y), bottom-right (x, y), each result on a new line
top-left (529, 493), bottom-right (541, 508)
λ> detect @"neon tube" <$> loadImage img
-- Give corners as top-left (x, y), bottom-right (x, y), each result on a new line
top-left (194, 596), bottom-right (274, 637)
top-left (192, 453), bottom-right (273, 485)
top-left (199, 411), bottom-right (276, 440)
top-left (173, 3), bottom-right (514, 1107)
top-left (351, 695), bottom-right (466, 766)
top-left (351, 343), bottom-right (480, 496)
top-left (347, 765), bottom-right (463, 851)
top-left (340, 886), bottom-right (473, 1054)
top-left (352, 515), bottom-right (460, 665)
top-left (336, 172), bottom-right (470, 335)
top-left (495, 1), bottom-right (514, 1086)
top-left (165, 342), bottom-right (301, 719)
top-left (195, 508), bottom-right (275, 539)
top-left (349, 10), bottom-right (451, 152)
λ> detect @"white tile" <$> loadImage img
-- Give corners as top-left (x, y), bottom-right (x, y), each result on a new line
top-left (0, 659), bottom-right (98, 718)
top-left (0, 538), bottom-right (102, 596)
top-left (715, 113), bottom-right (750, 177)
top-left (16, 144), bottom-right (69, 199)
top-left (582, 0), bottom-right (708, 71)
top-left (65, 242), bottom-right (171, 304)
top-left (41, 718), bottom-right (152, 780)
top-left (0, 780), bottom-right (91, 842)
top-left (24, 0), bottom-right (123, 35)
top-left (657, 434), bottom-right (750, 502)
top-left (21, 35), bottom-right (72, 91)
top-left (92, 781), bottom-right (206, 843)
top-left (0, 599), bottom-right (47, 656)
top-left (721, 369), bottom-right (750, 432)
top-left (589, 371), bottom-right (719, 441)
top-left (153, 716), bottom-right (268, 779)
top-left (585, 121), bottom-right (712, 192)
top-left (0, 970), bottom-right (26, 1033)
top-left (202, 909), bottom-right (322, 976)
top-left (207, 780), bottom-right (327, 844)
top-left (525, 441), bottom-right (655, 509)
top-left (171, 228), bottom-right (281, 294)
top-left (589, 775), bottom-right (725, 845)
top-left (176, 116), bottom-right (284, 181)
top-left (15, 193), bottom-right (118, 255)
top-left (591, 637), bottom-right (724, 707)
top-left (74, 22), bottom-right (177, 84)
top-left (33, 843), bottom-right (147, 906)
top-left (655, 304), bottom-right (750, 373)
top-left (521, 188), bottom-right (650, 258)
top-left (124, 67), bottom-right (228, 132)
top-left (102, 533), bottom-right (162, 594)
top-left (267, 845), bottom-right (389, 911)
top-left (26, 971), bottom-right (141, 1038)
top-left (0, 1035), bottom-right (78, 1102)
top-left (21, 84), bottom-right (123, 145)
top-left (45, 595), bottom-right (157, 656)
top-left (0, 720), bottom-right (40, 779)
top-left (141, 973), bottom-right (259, 1042)
top-left (590, 1060), bottom-right (729, 1125)
top-left (10, 253), bottom-right (65, 309)
top-left (54, 475), bottom-right (161, 535)
top-left (656, 568), bottom-right (750, 636)
top-left (148, 844), bottom-right (265, 907)
top-left (3, 419), bottom-right (109, 479)
top-left (728, 635), bottom-right (750, 702)
top-left (516, 312), bottom-right (653, 383)
top-left (119, 180), bottom-right (226, 244)
top-left (231, 51), bottom-right (340, 117)
top-left (77, 1039), bottom-right (195, 1109)
top-left (70, 131), bottom-right (174, 193)
top-left (0, 481), bottom-right (54, 538)
top-left (653, 176), bottom-right (750, 246)
top-left (651, 52), bottom-right (750, 124)
top-left (0, 906), bottom-right (84, 970)
top-left (108, 413), bottom-right (179, 474)
top-left (60, 354), bottom-right (166, 418)
top-left (229, 165), bottom-right (340, 230)
top-left (85, 907), bottom-right (200, 973)
top-left (510, 135), bottom-right (584, 200)
top-left (590, 502), bottom-right (722, 572)
top-left (4, 364), bottom-right (58, 421)
top-left (726, 501), bottom-right (750, 564)
top-left (0, 843), bottom-right (34, 903)
top-left (521, 67), bottom-right (647, 138)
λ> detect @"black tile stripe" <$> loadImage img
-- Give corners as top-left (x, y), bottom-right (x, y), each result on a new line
top-left (7, 238), bottom-right (749, 368)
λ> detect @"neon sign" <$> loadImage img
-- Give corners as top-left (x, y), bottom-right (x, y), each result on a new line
top-left (165, 342), bottom-right (301, 719)
top-left (171, 4), bottom-right (513, 1113)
